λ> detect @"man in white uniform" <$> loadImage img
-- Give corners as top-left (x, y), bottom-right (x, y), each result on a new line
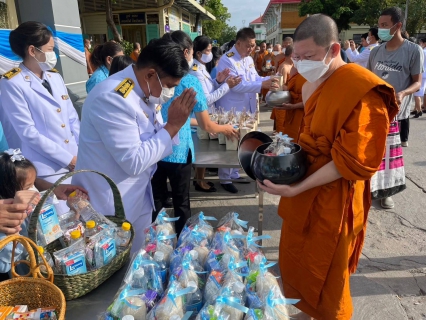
top-left (216, 28), bottom-right (277, 193)
top-left (344, 28), bottom-right (380, 68)
top-left (73, 38), bottom-right (196, 252)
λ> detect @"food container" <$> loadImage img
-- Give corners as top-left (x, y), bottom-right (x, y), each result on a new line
top-left (265, 90), bottom-right (291, 107)
top-left (197, 127), bottom-right (209, 140)
top-left (218, 133), bottom-right (226, 145)
top-left (239, 127), bottom-right (254, 142)
top-left (226, 136), bottom-right (239, 151)
top-left (251, 142), bottom-right (307, 185)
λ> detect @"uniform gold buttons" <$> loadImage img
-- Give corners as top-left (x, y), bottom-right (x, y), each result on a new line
top-left (57, 108), bottom-right (61, 113)
top-left (64, 139), bottom-right (69, 144)
top-left (61, 124), bottom-right (66, 128)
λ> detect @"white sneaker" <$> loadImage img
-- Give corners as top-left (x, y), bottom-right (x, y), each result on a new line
top-left (401, 141), bottom-right (408, 147)
top-left (381, 197), bottom-right (394, 209)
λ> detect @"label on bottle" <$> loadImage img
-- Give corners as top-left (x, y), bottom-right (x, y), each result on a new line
top-left (186, 300), bottom-right (202, 313)
top-left (158, 269), bottom-right (167, 285)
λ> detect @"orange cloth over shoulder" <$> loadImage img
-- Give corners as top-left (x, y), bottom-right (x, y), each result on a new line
top-left (278, 64), bottom-right (398, 319)
top-left (282, 72), bottom-right (307, 142)
top-left (130, 51), bottom-right (139, 62)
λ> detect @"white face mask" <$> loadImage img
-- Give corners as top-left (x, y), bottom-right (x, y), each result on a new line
top-left (293, 44), bottom-right (334, 83)
top-left (267, 48), bottom-right (272, 53)
top-left (146, 73), bottom-right (175, 105)
top-left (88, 44), bottom-right (92, 50)
top-left (272, 51), bottom-right (280, 56)
top-left (366, 37), bottom-right (371, 45)
top-left (282, 47), bottom-right (286, 54)
top-left (34, 47), bottom-right (57, 71)
top-left (200, 52), bottom-right (213, 63)
top-left (255, 49), bottom-right (260, 53)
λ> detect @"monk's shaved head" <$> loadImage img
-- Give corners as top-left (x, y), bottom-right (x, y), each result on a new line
top-left (294, 14), bottom-right (339, 47)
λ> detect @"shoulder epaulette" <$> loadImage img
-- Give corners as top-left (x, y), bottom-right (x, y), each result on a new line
top-left (192, 64), bottom-right (198, 71)
top-left (226, 52), bottom-right (235, 58)
top-left (47, 68), bottom-right (59, 73)
top-left (114, 78), bottom-right (134, 98)
top-left (3, 67), bottom-right (21, 80)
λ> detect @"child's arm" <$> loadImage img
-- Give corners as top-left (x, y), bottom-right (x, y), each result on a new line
top-left (0, 232), bottom-right (24, 273)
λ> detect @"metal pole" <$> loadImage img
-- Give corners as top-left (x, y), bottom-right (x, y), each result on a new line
top-left (403, 0), bottom-right (409, 31)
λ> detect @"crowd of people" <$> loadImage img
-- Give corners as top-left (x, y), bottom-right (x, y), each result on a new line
top-left (0, 5), bottom-right (425, 320)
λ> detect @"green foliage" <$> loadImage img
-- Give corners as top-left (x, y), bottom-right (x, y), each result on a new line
top-left (299, 0), bottom-right (426, 35)
top-left (351, 0), bottom-right (405, 27)
top-left (120, 40), bottom-right (133, 56)
top-left (299, 0), bottom-right (361, 31)
top-left (200, 0), bottom-right (234, 45)
top-left (218, 25), bottom-right (237, 44)
top-left (405, 0), bottom-right (426, 35)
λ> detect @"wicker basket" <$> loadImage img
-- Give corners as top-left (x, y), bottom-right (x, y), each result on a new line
top-left (0, 235), bottom-right (66, 319)
top-left (28, 170), bottom-right (134, 300)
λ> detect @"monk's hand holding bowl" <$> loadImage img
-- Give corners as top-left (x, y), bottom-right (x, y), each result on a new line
top-left (257, 179), bottom-right (301, 197)
top-left (276, 103), bottom-right (295, 110)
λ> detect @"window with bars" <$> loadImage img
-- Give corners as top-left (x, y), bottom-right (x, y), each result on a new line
top-left (0, 3), bottom-right (9, 29)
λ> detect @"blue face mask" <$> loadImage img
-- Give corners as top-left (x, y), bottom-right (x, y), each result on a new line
top-left (378, 23), bottom-right (397, 42)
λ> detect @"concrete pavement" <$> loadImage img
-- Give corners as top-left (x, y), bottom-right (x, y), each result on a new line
top-left (189, 109), bottom-right (426, 319)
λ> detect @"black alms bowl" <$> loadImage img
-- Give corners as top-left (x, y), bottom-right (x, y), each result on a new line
top-left (251, 142), bottom-right (307, 185)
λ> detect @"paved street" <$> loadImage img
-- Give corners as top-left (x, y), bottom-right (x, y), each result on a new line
top-left (189, 107), bottom-right (426, 320)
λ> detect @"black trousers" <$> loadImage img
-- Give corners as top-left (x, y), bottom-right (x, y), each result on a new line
top-left (398, 118), bottom-right (410, 142)
top-left (151, 150), bottom-right (192, 235)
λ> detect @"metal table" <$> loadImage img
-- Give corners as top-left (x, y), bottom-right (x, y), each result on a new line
top-left (191, 133), bottom-right (265, 239)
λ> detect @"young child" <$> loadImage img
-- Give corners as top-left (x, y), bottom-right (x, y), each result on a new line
top-left (0, 149), bottom-right (40, 277)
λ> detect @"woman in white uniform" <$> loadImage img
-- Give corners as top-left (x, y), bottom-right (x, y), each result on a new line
top-left (0, 21), bottom-right (80, 214)
top-left (189, 35), bottom-right (241, 191)
top-left (72, 38), bottom-right (197, 252)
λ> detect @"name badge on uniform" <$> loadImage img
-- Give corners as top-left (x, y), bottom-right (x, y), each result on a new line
top-left (249, 64), bottom-right (254, 68)
top-left (156, 105), bottom-right (162, 113)
top-left (61, 95), bottom-right (69, 100)
top-left (236, 63), bottom-right (241, 68)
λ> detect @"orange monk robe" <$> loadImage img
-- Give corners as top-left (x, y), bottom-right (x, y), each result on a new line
top-left (278, 64), bottom-right (399, 319)
top-left (130, 51), bottom-right (139, 62)
top-left (270, 65), bottom-right (303, 135)
top-left (255, 51), bottom-right (268, 75)
top-left (281, 72), bottom-right (307, 142)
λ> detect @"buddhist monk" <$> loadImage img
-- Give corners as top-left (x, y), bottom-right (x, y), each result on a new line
top-left (254, 41), bottom-right (267, 74)
top-left (258, 14), bottom-right (399, 320)
top-left (270, 46), bottom-right (294, 133)
top-left (279, 66), bottom-right (307, 142)
top-left (272, 44), bottom-right (286, 70)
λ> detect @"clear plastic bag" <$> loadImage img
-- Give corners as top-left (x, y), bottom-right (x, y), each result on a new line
top-left (53, 238), bottom-right (87, 275)
top-left (216, 212), bottom-right (248, 234)
top-left (146, 278), bottom-right (197, 320)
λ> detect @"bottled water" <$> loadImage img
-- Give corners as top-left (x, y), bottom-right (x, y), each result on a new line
top-left (185, 281), bottom-right (203, 316)
top-left (154, 251), bottom-right (167, 287)
top-left (116, 222), bottom-right (131, 251)
top-left (85, 220), bottom-right (97, 240)
top-left (37, 246), bottom-right (54, 273)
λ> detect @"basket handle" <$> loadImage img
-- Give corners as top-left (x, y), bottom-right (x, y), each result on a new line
top-left (0, 235), bottom-right (54, 282)
top-left (28, 170), bottom-right (125, 244)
